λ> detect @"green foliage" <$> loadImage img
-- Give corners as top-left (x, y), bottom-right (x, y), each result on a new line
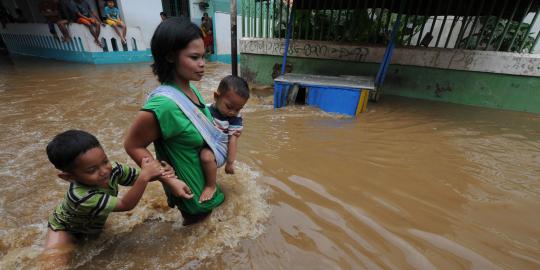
top-left (459, 16), bottom-right (536, 52)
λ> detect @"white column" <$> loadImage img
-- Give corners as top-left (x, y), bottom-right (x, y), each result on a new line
top-left (116, 0), bottom-right (163, 49)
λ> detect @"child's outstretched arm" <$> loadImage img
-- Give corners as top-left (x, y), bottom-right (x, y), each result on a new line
top-left (114, 157), bottom-right (162, 212)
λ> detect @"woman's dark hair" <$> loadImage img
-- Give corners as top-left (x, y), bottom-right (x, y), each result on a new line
top-left (46, 130), bottom-right (101, 171)
top-left (151, 17), bottom-right (202, 83)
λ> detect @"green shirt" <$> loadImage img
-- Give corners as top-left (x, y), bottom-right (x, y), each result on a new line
top-left (48, 162), bottom-right (139, 234)
top-left (143, 83), bottom-right (224, 214)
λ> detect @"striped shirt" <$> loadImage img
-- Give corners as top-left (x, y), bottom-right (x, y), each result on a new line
top-left (208, 104), bottom-right (243, 135)
top-left (48, 161), bottom-right (140, 234)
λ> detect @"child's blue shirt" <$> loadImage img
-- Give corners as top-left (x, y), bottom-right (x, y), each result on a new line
top-left (104, 6), bottom-right (119, 20)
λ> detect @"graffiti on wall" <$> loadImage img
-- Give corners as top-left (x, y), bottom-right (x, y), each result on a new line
top-left (240, 38), bottom-right (371, 62)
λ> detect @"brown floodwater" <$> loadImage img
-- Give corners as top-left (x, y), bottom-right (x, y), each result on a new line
top-left (0, 56), bottom-right (539, 270)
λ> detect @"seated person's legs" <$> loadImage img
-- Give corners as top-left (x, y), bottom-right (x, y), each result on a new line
top-left (56, 20), bottom-right (71, 42)
top-left (77, 17), bottom-right (102, 47)
top-left (106, 19), bottom-right (126, 44)
top-left (199, 147), bottom-right (217, 202)
top-left (117, 20), bottom-right (127, 44)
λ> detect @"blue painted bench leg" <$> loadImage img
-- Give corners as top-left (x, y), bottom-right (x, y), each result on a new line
top-left (274, 83), bottom-right (291, 109)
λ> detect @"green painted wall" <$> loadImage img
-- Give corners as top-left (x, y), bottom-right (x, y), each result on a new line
top-left (241, 54), bottom-right (540, 114)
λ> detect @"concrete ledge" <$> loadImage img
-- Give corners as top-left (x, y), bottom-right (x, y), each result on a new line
top-left (240, 38), bottom-right (540, 77)
top-left (6, 47), bottom-right (152, 64)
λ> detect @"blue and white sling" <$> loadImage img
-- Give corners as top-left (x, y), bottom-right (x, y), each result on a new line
top-left (148, 85), bottom-right (228, 167)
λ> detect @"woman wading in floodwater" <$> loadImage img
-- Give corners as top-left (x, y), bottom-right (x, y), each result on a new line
top-left (124, 17), bottom-right (225, 224)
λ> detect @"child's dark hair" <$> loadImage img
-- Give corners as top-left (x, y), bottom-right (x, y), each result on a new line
top-left (217, 75), bottom-right (250, 99)
top-left (151, 16), bottom-right (202, 83)
top-left (46, 130), bottom-right (101, 171)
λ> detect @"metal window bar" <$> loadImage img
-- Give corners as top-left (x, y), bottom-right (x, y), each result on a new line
top-left (416, 0), bottom-right (432, 46)
top-left (345, 0), bottom-right (353, 30)
top-left (454, 0), bottom-right (475, 49)
top-left (495, 0), bottom-right (521, 51)
top-left (285, 0), bottom-right (290, 40)
top-left (319, 1), bottom-right (325, 40)
top-left (327, 2), bottom-right (335, 41)
top-left (508, 0), bottom-right (534, 51)
top-left (312, 0), bottom-right (318, 40)
top-left (304, 0), bottom-right (313, 40)
top-left (285, 0), bottom-right (294, 38)
top-left (252, 0), bottom-right (256, 38)
top-left (436, 0), bottom-right (452, 47)
top-left (444, 14), bottom-right (460, 48)
top-left (385, 0), bottom-right (396, 35)
top-left (243, 0), bottom-right (247, 38)
top-left (251, 0), bottom-right (254, 38)
top-left (367, 0), bottom-right (376, 42)
top-left (376, 0), bottom-right (387, 43)
top-left (464, 0), bottom-right (486, 49)
top-left (245, 0), bottom-right (250, 37)
top-left (271, 0), bottom-right (276, 38)
top-left (351, 0), bottom-right (362, 42)
top-left (260, 0), bottom-right (263, 38)
top-left (336, 0), bottom-right (344, 40)
top-left (278, 0), bottom-right (283, 38)
top-left (429, 0), bottom-right (442, 37)
top-left (485, 0), bottom-right (509, 50)
top-left (297, 0), bottom-right (303, 39)
top-left (444, 0), bottom-right (464, 48)
top-left (474, 0), bottom-right (497, 49)
top-left (399, 1), bottom-right (413, 44)
top-left (531, 23), bottom-right (540, 53)
top-left (407, 0), bottom-right (423, 46)
top-left (255, 0), bottom-right (258, 38)
top-left (251, 0), bottom-right (255, 37)
top-left (520, 6), bottom-right (540, 52)
top-left (291, 0), bottom-right (296, 39)
top-left (265, 0), bottom-right (269, 38)
top-left (361, 0), bottom-right (369, 42)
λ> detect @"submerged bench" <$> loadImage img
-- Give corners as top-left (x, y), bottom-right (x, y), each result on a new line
top-left (274, 73), bottom-right (375, 116)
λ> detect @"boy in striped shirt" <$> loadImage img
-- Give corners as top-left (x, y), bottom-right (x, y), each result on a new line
top-left (43, 130), bottom-right (188, 262)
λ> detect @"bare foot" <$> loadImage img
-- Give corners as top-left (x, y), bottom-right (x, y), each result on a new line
top-left (199, 185), bottom-right (216, 203)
